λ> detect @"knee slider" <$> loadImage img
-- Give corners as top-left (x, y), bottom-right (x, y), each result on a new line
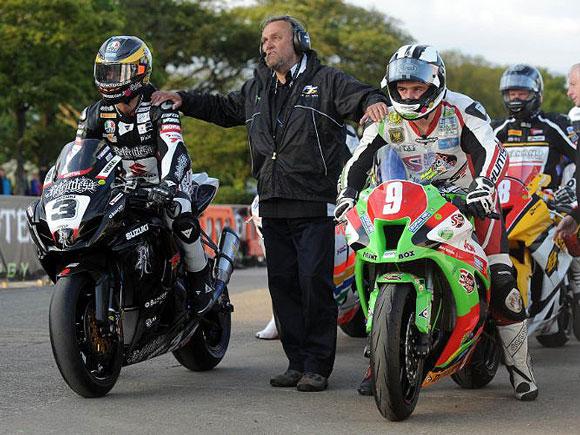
top-left (490, 263), bottom-right (526, 322)
top-left (173, 212), bottom-right (201, 243)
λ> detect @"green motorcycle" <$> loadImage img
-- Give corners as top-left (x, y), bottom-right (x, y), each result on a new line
top-left (343, 151), bottom-right (501, 421)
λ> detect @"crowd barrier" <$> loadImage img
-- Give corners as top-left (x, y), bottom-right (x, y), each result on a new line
top-left (0, 196), bottom-right (263, 281)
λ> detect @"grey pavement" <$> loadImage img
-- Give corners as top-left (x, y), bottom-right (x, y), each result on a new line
top-left (1, 267), bottom-right (580, 434)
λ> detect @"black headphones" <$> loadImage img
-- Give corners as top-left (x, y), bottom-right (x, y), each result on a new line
top-left (260, 16), bottom-right (311, 59)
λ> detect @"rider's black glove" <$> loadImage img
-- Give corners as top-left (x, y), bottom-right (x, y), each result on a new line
top-left (465, 176), bottom-right (496, 219)
top-left (335, 187), bottom-right (358, 222)
top-left (149, 180), bottom-right (177, 206)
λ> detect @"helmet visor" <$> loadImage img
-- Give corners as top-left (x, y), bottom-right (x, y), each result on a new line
top-left (387, 58), bottom-right (439, 86)
top-left (95, 63), bottom-right (141, 87)
top-left (500, 74), bottom-right (539, 92)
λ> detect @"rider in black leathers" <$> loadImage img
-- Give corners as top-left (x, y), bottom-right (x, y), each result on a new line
top-left (76, 36), bottom-right (214, 314)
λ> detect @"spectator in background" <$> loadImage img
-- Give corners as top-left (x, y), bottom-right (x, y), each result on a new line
top-left (28, 171), bottom-right (42, 196)
top-left (0, 169), bottom-right (12, 195)
top-left (568, 63), bottom-right (580, 134)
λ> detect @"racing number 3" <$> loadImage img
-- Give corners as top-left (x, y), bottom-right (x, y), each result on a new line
top-left (50, 198), bottom-right (77, 220)
top-left (383, 181), bottom-right (403, 214)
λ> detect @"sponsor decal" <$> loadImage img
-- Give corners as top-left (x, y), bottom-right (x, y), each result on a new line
top-left (109, 192), bottom-right (123, 205)
top-left (383, 250), bottom-right (396, 259)
top-left (112, 145), bottom-right (154, 159)
top-left (104, 120), bottom-right (116, 134)
top-left (135, 244), bottom-right (152, 278)
top-left (443, 106), bottom-right (455, 117)
top-left (388, 111), bottom-right (402, 124)
top-left (363, 251), bottom-right (377, 261)
top-left (527, 135), bottom-right (546, 142)
top-left (409, 211), bottom-right (431, 233)
top-left (473, 256), bottom-right (485, 273)
top-left (108, 203), bottom-right (124, 219)
top-left (161, 113), bottom-right (180, 120)
top-left (419, 306), bottom-right (430, 319)
top-left (383, 272), bottom-right (404, 280)
top-left (438, 229), bottom-right (454, 240)
top-left (360, 213), bottom-right (375, 234)
top-left (388, 127), bottom-right (405, 144)
top-left (97, 146), bottom-right (111, 160)
top-left (545, 245), bottom-right (560, 276)
top-left (415, 136), bottom-right (438, 145)
top-left (450, 213), bottom-right (465, 228)
top-left (45, 177), bottom-right (98, 199)
top-left (459, 268), bottom-right (475, 293)
top-left (96, 155), bottom-right (121, 179)
top-left (140, 133), bottom-right (153, 142)
top-left (438, 137), bottom-right (459, 149)
top-left (489, 146), bottom-right (507, 183)
top-left (107, 40), bottom-right (121, 52)
top-left (302, 85), bottom-right (319, 96)
top-left (104, 133), bottom-right (117, 143)
top-left (505, 288), bottom-right (523, 313)
top-left (401, 144), bottom-right (416, 152)
top-left (530, 128), bottom-right (543, 135)
top-left (145, 315), bottom-right (158, 328)
top-left (129, 162), bottom-right (148, 177)
top-left (398, 250), bottom-right (415, 259)
top-left (137, 122), bottom-right (152, 135)
top-left (160, 125), bottom-right (182, 134)
top-left (118, 122), bottom-right (134, 136)
top-left (507, 129), bottom-right (523, 136)
top-left (160, 132), bottom-right (182, 144)
top-left (137, 112), bottom-right (150, 123)
top-left (462, 240), bottom-right (476, 253)
top-left (145, 291), bottom-right (168, 309)
top-left (439, 117), bottom-right (458, 136)
top-left (125, 223), bottom-right (149, 240)
top-left (175, 154), bottom-right (189, 180)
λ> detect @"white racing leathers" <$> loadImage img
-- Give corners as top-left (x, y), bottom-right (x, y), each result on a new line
top-left (341, 90), bottom-right (538, 400)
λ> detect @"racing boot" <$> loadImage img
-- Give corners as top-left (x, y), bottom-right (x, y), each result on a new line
top-left (497, 320), bottom-right (538, 401)
top-left (188, 263), bottom-right (215, 315)
top-left (357, 366), bottom-right (373, 396)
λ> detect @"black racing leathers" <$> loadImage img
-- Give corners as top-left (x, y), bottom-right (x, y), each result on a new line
top-left (177, 51), bottom-right (386, 213)
top-left (76, 84), bottom-right (191, 187)
top-left (492, 111), bottom-right (577, 188)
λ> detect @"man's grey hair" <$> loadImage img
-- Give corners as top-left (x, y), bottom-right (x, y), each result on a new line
top-left (569, 63), bottom-right (580, 76)
top-left (261, 15), bottom-right (306, 33)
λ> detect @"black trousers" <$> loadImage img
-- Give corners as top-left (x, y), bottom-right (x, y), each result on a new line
top-left (261, 216), bottom-right (337, 377)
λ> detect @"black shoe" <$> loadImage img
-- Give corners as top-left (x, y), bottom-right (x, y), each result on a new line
top-left (296, 372), bottom-right (328, 392)
top-left (270, 370), bottom-right (303, 387)
top-left (188, 265), bottom-right (215, 314)
top-left (357, 366), bottom-right (373, 396)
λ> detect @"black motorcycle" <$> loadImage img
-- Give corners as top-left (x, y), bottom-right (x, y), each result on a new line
top-left (27, 138), bottom-right (239, 398)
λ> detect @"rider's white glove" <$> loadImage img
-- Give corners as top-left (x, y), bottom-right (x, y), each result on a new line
top-left (466, 176), bottom-right (496, 219)
top-left (555, 179), bottom-right (577, 207)
top-left (335, 187), bottom-right (358, 222)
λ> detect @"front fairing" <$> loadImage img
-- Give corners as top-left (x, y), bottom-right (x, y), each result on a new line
top-left (38, 139), bottom-right (122, 249)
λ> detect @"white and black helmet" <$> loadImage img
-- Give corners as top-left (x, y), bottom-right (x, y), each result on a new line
top-left (382, 45), bottom-right (446, 120)
top-left (499, 64), bottom-right (543, 119)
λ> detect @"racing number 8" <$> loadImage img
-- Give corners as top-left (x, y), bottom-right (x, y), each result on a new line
top-left (50, 199), bottom-right (77, 220)
top-left (383, 181), bottom-right (403, 214)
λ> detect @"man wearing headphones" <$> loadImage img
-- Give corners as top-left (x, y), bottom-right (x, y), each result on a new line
top-left (152, 15), bottom-right (387, 391)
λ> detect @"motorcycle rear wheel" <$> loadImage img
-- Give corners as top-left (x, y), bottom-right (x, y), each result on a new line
top-left (371, 283), bottom-right (424, 421)
top-left (451, 325), bottom-right (501, 388)
top-left (49, 274), bottom-right (123, 398)
top-left (173, 289), bottom-right (232, 371)
top-left (339, 306), bottom-right (367, 338)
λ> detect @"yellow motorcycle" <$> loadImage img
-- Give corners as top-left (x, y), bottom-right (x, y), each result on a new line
top-left (498, 174), bottom-right (574, 347)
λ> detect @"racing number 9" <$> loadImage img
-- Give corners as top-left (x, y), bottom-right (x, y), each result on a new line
top-left (383, 181), bottom-right (403, 214)
top-left (50, 199), bottom-right (77, 220)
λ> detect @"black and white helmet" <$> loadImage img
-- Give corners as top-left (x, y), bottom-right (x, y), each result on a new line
top-left (499, 64), bottom-right (543, 119)
top-left (382, 45), bottom-right (446, 120)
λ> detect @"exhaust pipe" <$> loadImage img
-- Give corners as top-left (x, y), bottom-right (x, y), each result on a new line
top-left (213, 227), bottom-right (240, 301)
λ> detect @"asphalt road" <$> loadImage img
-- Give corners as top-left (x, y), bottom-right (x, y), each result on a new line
top-left (1, 267), bottom-right (580, 434)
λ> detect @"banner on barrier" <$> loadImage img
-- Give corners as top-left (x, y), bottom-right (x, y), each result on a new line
top-left (0, 196), bottom-right (43, 280)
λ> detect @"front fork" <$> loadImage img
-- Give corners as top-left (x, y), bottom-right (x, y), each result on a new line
top-left (357, 259), bottom-right (434, 356)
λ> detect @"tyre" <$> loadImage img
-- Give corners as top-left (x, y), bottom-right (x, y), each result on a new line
top-left (573, 294), bottom-right (580, 341)
top-left (173, 289), bottom-right (232, 371)
top-left (339, 306), bottom-right (367, 338)
top-left (371, 283), bottom-right (424, 421)
top-left (49, 274), bottom-right (123, 398)
top-left (451, 326), bottom-right (501, 389)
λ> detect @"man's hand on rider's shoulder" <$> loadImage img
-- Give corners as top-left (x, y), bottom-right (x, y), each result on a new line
top-left (151, 91), bottom-right (182, 110)
top-left (359, 102), bottom-right (388, 125)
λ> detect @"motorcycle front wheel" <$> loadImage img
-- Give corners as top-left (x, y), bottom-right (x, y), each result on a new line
top-left (371, 283), bottom-right (424, 421)
top-left (49, 274), bottom-right (123, 398)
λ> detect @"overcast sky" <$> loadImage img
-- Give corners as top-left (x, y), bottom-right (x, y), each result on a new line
top-left (349, 0), bottom-right (578, 75)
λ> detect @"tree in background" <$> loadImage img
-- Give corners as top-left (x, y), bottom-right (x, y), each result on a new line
top-left (0, 0), bottom-right (572, 201)
top-left (0, 0), bottom-right (124, 194)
